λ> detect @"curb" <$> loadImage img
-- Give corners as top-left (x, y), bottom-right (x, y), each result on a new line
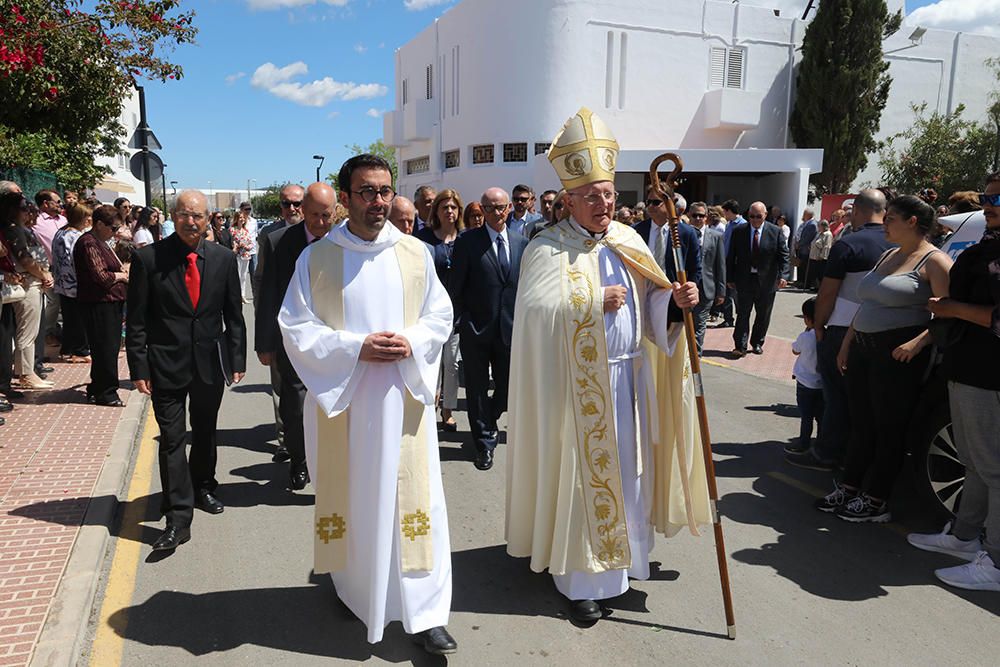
top-left (29, 393), bottom-right (149, 667)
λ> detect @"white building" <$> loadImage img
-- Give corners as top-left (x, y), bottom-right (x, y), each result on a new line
top-left (385, 0), bottom-right (998, 221)
top-left (92, 89), bottom-right (147, 205)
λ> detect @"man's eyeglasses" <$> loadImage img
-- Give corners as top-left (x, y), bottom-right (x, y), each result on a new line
top-left (280, 200), bottom-right (303, 208)
top-left (689, 213), bottom-right (707, 219)
top-left (482, 203), bottom-right (509, 214)
top-left (747, 214), bottom-right (765, 220)
top-left (176, 211), bottom-right (206, 221)
top-left (573, 191), bottom-right (618, 206)
top-left (978, 193), bottom-right (1000, 206)
top-left (351, 186), bottom-right (396, 203)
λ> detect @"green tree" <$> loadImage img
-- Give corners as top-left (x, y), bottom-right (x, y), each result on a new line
top-left (790, 0), bottom-right (900, 194)
top-left (986, 57), bottom-right (1000, 173)
top-left (251, 185), bottom-right (283, 220)
top-left (878, 103), bottom-right (995, 198)
top-left (0, 1), bottom-right (196, 190)
top-left (328, 139), bottom-right (398, 190)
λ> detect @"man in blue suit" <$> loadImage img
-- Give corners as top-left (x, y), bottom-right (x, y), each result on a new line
top-left (448, 187), bottom-right (529, 471)
top-left (505, 184), bottom-right (542, 237)
top-left (632, 187), bottom-right (702, 325)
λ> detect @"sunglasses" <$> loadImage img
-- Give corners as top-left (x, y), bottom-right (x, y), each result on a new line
top-left (645, 199), bottom-right (663, 207)
top-left (978, 193), bottom-right (1000, 206)
top-left (280, 200), bottom-right (303, 208)
top-left (512, 196), bottom-right (531, 203)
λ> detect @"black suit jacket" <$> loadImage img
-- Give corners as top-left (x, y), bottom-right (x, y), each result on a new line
top-left (126, 234), bottom-right (247, 391)
top-left (254, 223), bottom-right (308, 355)
top-left (633, 218), bottom-right (703, 321)
top-left (448, 225), bottom-right (528, 346)
top-left (726, 221), bottom-right (790, 293)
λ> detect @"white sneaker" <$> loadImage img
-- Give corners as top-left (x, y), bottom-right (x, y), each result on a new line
top-left (935, 551), bottom-right (1000, 591)
top-left (907, 522), bottom-right (983, 562)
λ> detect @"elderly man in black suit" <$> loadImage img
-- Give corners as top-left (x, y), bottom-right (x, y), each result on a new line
top-left (127, 190), bottom-right (247, 551)
top-left (448, 187), bottom-right (528, 471)
top-left (255, 183), bottom-right (337, 491)
top-left (686, 201), bottom-right (726, 355)
top-left (726, 200), bottom-right (789, 357)
top-left (252, 183), bottom-right (305, 464)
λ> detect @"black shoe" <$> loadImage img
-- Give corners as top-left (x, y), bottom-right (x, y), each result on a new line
top-left (290, 468), bottom-right (310, 491)
top-left (0, 400), bottom-right (12, 413)
top-left (272, 446), bottom-right (291, 463)
top-left (785, 450), bottom-right (835, 472)
top-left (4, 390), bottom-right (25, 400)
top-left (474, 449), bottom-right (494, 471)
top-left (814, 481), bottom-right (855, 513)
top-left (411, 626), bottom-right (457, 655)
top-left (36, 366), bottom-right (54, 374)
top-left (152, 525), bottom-right (191, 551)
top-left (783, 441), bottom-right (810, 455)
top-left (570, 599), bottom-right (603, 623)
top-left (195, 490), bottom-right (225, 514)
top-left (0, 416), bottom-right (5, 426)
top-left (836, 493), bottom-right (892, 523)
top-left (751, 344), bottom-right (764, 355)
top-left (441, 420), bottom-right (458, 432)
top-left (730, 348), bottom-right (746, 359)
top-left (96, 398), bottom-right (125, 407)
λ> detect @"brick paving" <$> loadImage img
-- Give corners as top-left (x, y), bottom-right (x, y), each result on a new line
top-left (0, 354), bottom-right (133, 667)
top-left (702, 325), bottom-right (796, 385)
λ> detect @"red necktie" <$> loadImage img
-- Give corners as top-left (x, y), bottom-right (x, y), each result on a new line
top-left (184, 251), bottom-right (200, 309)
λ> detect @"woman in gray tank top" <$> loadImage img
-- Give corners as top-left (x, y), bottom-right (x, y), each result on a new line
top-left (818, 196), bottom-right (953, 523)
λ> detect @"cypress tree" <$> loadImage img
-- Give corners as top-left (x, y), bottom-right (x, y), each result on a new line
top-left (790, 0), bottom-right (901, 194)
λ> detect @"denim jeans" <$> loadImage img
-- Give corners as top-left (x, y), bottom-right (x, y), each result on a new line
top-left (796, 382), bottom-right (824, 448)
top-left (810, 326), bottom-right (849, 464)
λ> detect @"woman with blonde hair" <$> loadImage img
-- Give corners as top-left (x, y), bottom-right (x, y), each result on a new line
top-left (416, 188), bottom-right (464, 431)
top-left (230, 209), bottom-right (253, 304)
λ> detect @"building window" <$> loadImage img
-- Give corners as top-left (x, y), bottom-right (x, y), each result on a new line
top-left (443, 150), bottom-right (460, 169)
top-left (402, 78), bottom-right (408, 106)
top-left (503, 143), bottom-right (528, 163)
top-left (426, 64), bottom-right (433, 100)
top-left (118, 152), bottom-right (126, 168)
top-left (406, 156), bottom-right (430, 175)
top-left (534, 142), bottom-right (551, 156)
top-left (709, 47), bottom-right (746, 89)
top-left (472, 144), bottom-right (494, 165)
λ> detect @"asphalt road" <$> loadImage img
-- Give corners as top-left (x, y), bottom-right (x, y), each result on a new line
top-left (83, 295), bottom-right (999, 666)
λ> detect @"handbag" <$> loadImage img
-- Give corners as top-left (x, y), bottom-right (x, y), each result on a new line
top-left (1, 280), bottom-right (26, 305)
top-left (927, 317), bottom-right (966, 350)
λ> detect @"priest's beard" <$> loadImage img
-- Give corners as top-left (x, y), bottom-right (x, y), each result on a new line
top-left (348, 202), bottom-right (388, 241)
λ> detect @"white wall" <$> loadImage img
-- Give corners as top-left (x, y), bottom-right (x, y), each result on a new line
top-left (93, 89), bottom-right (147, 204)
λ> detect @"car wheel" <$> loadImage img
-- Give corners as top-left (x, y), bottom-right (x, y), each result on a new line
top-left (914, 415), bottom-right (966, 516)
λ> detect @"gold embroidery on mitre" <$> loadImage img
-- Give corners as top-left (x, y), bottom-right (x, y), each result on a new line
top-left (316, 513), bottom-right (346, 544)
top-left (547, 107), bottom-right (620, 191)
top-left (401, 509), bottom-right (431, 541)
top-left (565, 265), bottom-right (630, 568)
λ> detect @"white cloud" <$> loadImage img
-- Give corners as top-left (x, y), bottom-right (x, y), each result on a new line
top-left (366, 108), bottom-right (383, 118)
top-left (251, 61), bottom-right (388, 107)
top-left (354, 43), bottom-right (367, 54)
top-left (907, 0), bottom-right (1000, 37)
top-left (225, 72), bottom-right (246, 85)
top-left (248, 0), bottom-right (349, 9)
top-left (327, 111), bottom-right (340, 119)
top-left (403, 0), bottom-right (451, 11)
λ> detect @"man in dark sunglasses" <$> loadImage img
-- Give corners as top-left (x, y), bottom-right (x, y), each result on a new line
top-left (506, 183), bottom-right (542, 236)
top-left (253, 183), bottom-right (306, 463)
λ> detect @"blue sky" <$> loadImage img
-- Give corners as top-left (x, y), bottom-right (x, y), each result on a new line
top-left (141, 0), bottom-right (967, 191)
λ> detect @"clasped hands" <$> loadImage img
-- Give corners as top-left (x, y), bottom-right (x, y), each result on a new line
top-left (603, 281), bottom-right (699, 313)
top-left (360, 331), bottom-right (412, 362)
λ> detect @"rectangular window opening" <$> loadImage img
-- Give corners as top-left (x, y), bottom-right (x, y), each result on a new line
top-left (503, 143), bottom-right (528, 163)
top-left (406, 156), bottom-right (430, 175)
top-left (472, 144), bottom-right (494, 165)
top-left (443, 150), bottom-right (460, 169)
top-left (534, 142), bottom-right (551, 156)
top-left (426, 64), bottom-right (433, 100)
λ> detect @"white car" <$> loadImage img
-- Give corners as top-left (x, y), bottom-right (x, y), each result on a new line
top-left (910, 210), bottom-right (985, 516)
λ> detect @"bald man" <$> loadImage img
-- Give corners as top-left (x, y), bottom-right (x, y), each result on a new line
top-left (256, 182), bottom-right (338, 491)
top-left (388, 195), bottom-right (417, 235)
top-left (126, 190), bottom-right (247, 551)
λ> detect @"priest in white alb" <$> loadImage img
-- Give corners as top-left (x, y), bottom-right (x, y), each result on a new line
top-left (278, 155), bottom-right (457, 655)
top-left (505, 108), bottom-right (713, 623)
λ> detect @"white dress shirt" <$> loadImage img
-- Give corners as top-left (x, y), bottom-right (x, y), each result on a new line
top-left (485, 224), bottom-right (510, 265)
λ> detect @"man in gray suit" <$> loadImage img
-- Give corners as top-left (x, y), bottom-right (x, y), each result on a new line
top-left (687, 202), bottom-right (726, 355)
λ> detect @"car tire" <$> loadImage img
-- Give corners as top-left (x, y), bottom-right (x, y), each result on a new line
top-left (912, 406), bottom-right (966, 517)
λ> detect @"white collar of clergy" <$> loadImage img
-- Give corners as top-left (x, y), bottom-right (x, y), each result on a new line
top-left (567, 215), bottom-right (608, 241)
top-left (330, 218), bottom-right (401, 253)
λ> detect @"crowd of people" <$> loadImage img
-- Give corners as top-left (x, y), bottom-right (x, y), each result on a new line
top-left (1, 110), bottom-right (998, 654)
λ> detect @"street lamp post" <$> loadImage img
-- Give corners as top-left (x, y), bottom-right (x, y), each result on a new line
top-left (160, 163), bottom-right (167, 210)
top-left (313, 155), bottom-right (325, 183)
top-left (170, 180), bottom-right (178, 195)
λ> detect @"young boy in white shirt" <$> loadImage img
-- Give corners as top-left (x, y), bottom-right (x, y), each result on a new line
top-left (786, 297), bottom-right (824, 455)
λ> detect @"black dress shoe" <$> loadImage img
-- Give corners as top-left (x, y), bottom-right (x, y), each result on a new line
top-left (0, 416), bottom-right (5, 426)
top-left (570, 599), bottom-right (603, 623)
top-left (96, 398), bottom-right (125, 407)
top-left (152, 525), bottom-right (191, 551)
top-left (36, 366), bottom-right (54, 374)
top-left (474, 449), bottom-right (494, 471)
top-left (195, 490), bottom-right (225, 514)
top-left (0, 400), bottom-right (12, 413)
top-left (289, 468), bottom-right (310, 491)
top-left (4, 390), bottom-right (25, 399)
top-left (730, 348), bottom-right (746, 359)
top-left (411, 626), bottom-right (457, 655)
top-left (272, 446), bottom-right (291, 463)
top-left (751, 344), bottom-right (764, 355)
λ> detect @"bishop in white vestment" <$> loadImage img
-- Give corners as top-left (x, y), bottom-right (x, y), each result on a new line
top-left (277, 160), bottom-right (457, 654)
top-left (506, 109), bottom-right (712, 623)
